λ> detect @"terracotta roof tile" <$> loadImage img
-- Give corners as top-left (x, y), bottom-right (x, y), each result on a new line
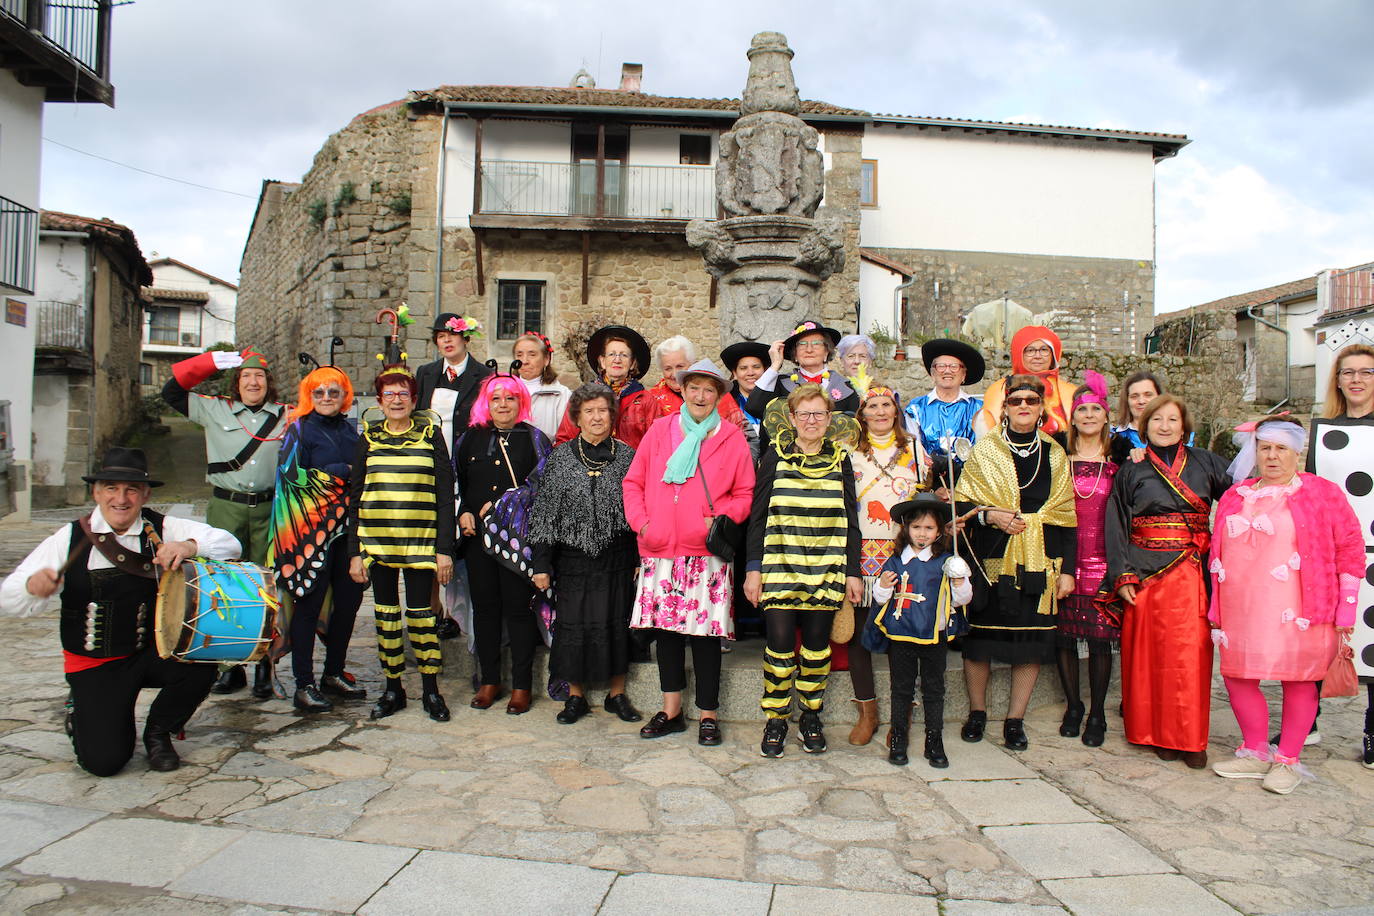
top-left (144, 286), bottom-right (210, 303)
top-left (872, 113), bottom-right (1188, 143)
top-left (410, 85), bottom-right (868, 118)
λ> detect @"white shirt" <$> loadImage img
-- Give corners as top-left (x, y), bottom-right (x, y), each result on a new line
top-left (521, 377), bottom-right (572, 442)
top-left (870, 544), bottom-right (973, 608)
top-left (442, 355), bottom-right (470, 380)
top-left (0, 508), bottom-right (242, 618)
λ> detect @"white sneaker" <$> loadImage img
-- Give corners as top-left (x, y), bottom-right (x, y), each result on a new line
top-left (1262, 762), bottom-right (1302, 795)
top-left (1212, 755), bottom-right (1270, 779)
top-left (1305, 729), bottom-right (1321, 747)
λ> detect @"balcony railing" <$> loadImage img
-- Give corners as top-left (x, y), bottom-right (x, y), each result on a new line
top-left (35, 299), bottom-right (86, 350)
top-left (478, 160), bottom-right (716, 221)
top-left (0, 0), bottom-right (109, 77)
top-left (0, 196), bottom-right (37, 294)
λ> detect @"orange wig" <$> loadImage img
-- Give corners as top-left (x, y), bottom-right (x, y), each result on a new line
top-left (291, 366), bottom-right (354, 422)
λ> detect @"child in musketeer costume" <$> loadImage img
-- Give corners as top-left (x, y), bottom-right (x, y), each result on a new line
top-left (347, 317), bottom-right (456, 723)
top-left (866, 494), bottom-right (972, 769)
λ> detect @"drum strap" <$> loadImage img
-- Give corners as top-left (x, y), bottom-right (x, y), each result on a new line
top-left (78, 516), bottom-right (161, 579)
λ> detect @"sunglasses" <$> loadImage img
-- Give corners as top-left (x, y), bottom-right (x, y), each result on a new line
top-left (1005, 396), bottom-right (1043, 407)
top-left (311, 386), bottom-right (344, 400)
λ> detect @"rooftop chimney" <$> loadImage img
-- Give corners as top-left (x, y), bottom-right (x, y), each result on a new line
top-left (619, 63), bottom-right (643, 92)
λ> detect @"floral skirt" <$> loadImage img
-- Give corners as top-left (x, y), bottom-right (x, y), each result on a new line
top-left (630, 555), bottom-right (734, 639)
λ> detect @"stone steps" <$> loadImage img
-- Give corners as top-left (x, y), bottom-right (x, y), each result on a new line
top-left (440, 636), bottom-right (1087, 726)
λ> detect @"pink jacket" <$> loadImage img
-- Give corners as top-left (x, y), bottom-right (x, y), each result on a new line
top-left (622, 412), bottom-right (755, 559)
top-left (1208, 473), bottom-right (1364, 628)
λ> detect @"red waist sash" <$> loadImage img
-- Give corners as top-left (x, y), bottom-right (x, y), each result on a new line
top-left (1129, 513), bottom-right (1210, 554)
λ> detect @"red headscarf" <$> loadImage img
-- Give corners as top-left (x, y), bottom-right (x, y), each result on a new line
top-left (1010, 325), bottom-right (1062, 377)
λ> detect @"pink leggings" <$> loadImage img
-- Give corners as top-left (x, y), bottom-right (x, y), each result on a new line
top-left (1222, 676), bottom-right (1318, 760)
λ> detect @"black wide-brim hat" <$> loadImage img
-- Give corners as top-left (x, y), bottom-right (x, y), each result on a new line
top-left (431, 312), bottom-right (460, 333)
top-left (587, 325), bottom-right (651, 380)
top-left (921, 338), bottom-right (985, 386)
top-left (782, 320), bottom-right (842, 363)
top-left (889, 491), bottom-right (949, 527)
top-left (81, 447), bottom-right (164, 487)
top-left (720, 341), bottom-right (771, 373)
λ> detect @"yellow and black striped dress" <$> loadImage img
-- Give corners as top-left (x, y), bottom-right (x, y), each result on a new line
top-left (756, 443), bottom-right (857, 612)
top-left (351, 413), bottom-right (455, 569)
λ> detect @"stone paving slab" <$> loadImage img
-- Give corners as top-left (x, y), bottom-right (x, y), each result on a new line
top-left (922, 730), bottom-right (1039, 781)
top-left (16, 817), bottom-right (244, 886)
top-left (170, 830), bottom-right (415, 911)
top-left (598, 872), bottom-right (775, 915)
top-left (1042, 873), bottom-right (1239, 915)
top-left (359, 849), bottom-right (616, 915)
top-left (941, 902), bottom-right (1069, 915)
top-left (769, 883), bottom-right (938, 914)
top-left (931, 778), bottom-right (1100, 826)
top-left (0, 797), bottom-right (104, 866)
top-left (982, 822), bottom-right (1174, 881)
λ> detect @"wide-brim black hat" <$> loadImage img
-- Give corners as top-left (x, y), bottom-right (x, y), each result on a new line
top-left (782, 321), bottom-right (842, 363)
top-left (82, 447), bottom-right (164, 487)
top-left (921, 339), bottom-right (985, 386)
top-left (720, 341), bottom-right (771, 373)
top-left (587, 325), bottom-right (651, 381)
top-left (431, 312), bottom-right (460, 332)
top-left (889, 491), bottom-right (948, 526)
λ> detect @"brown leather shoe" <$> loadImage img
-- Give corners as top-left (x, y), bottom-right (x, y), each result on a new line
top-left (1182, 749), bottom-right (1208, 769)
top-left (1154, 746), bottom-right (1182, 761)
top-left (470, 684), bottom-right (504, 710)
top-left (848, 698), bottom-right (879, 746)
top-left (506, 688), bottom-right (532, 715)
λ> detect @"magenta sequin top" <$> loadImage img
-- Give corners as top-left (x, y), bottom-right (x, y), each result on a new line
top-left (1070, 459), bottom-right (1117, 597)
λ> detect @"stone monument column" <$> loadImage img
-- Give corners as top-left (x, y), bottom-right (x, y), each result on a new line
top-left (687, 31), bottom-right (845, 348)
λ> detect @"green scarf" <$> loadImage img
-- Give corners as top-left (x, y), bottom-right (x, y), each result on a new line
top-left (663, 404), bottom-right (720, 484)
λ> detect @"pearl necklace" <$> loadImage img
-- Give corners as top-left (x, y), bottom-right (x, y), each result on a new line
top-left (1071, 455), bottom-right (1106, 500)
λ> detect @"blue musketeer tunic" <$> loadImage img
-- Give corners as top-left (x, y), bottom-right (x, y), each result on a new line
top-left (903, 391), bottom-right (982, 460)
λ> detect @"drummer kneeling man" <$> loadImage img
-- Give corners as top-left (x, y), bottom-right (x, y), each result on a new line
top-left (0, 448), bottom-right (241, 776)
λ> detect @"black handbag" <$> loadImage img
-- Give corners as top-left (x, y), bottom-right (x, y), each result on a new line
top-left (697, 460), bottom-right (743, 562)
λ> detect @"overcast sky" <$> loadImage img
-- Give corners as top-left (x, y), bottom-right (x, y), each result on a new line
top-left (37, 0), bottom-right (1374, 314)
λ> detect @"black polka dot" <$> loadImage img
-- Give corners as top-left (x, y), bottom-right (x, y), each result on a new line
top-left (1363, 645), bottom-right (1374, 670)
top-left (1368, 563), bottom-right (1374, 587)
top-left (1364, 605), bottom-right (1374, 629)
top-left (1347, 472), bottom-right (1374, 498)
top-left (1323, 429), bottom-right (1350, 450)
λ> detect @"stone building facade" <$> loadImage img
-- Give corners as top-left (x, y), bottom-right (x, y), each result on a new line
top-left (240, 75), bottom-right (1184, 390)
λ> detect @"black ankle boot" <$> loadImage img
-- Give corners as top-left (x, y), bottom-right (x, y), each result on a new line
top-left (211, 665), bottom-right (246, 694)
top-left (143, 727), bottom-right (180, 772)
top-left (924, 727), bottom-right (948, 768)
top-left (887, 725), bottom-right (909, 766)
top-left (251, 659), bottom-right (274, 699)
top-left (961, 710), bottom-right (987, 743)
top-left (1003, 717), bottom-right (1029, 751)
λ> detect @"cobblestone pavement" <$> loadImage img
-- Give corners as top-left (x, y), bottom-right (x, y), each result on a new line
top-left (0, 527), bottom-right (1371, 913)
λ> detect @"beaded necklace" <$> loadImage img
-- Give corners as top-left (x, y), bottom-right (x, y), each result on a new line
top-left (575, 436), bottom-right (615, 477)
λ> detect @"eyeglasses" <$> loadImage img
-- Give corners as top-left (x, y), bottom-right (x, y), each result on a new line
top-left (1005, 396), bottom-right (1043, 407)
top-left (794, 340), bottom-right (828, 350)
top-left (793, 410), bottom-right (830, 422)
top-left (931, 362), bottom-right (963, 372)
top-left (1338, 367), bottom-right (1374, 379)
top-left (311, 387), bottom-right (344, 400)
top-left (1023, 345), bottom-right (1054, 356)
top-left (379, 391), bottom-right (412, 402)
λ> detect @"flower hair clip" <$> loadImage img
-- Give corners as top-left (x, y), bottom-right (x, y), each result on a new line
top-left (445, 315), bottom-right (484, 339)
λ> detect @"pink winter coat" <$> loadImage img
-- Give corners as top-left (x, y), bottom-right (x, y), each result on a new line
top-left (1208, 473), bottom-right (1364, 628)
top-left (622, 411), bottom-right (755, 559)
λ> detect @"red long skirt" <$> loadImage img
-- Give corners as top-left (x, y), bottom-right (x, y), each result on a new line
top-left (1120, 558), bottom-right (1212, 753)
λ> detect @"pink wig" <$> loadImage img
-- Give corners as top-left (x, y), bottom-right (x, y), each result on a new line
top-left (468, 374), bottom-right (531, 427)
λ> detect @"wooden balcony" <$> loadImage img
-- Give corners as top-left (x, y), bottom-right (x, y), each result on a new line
top-left (0, 0), bottom-right (114, 105)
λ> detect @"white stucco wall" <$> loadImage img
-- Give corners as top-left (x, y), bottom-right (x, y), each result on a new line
top-left (859, 259), bottom-right (903, 340)
top-left (146, 261), bottom-right (238, 349)
top-left (30, 374), bottom-right (68, 487)
top-left (1282, 295), bottom-right (1318, 366)
top-left (36, 234), bottom-right (89, 304)
top-left (859, 126), bottom-right (1157, 261)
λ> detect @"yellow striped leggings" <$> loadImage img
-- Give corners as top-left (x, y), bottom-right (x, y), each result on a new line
top-left (369, 565), bottom-right (441, 678)
top-left (762, 607), bottom-right (833, 719)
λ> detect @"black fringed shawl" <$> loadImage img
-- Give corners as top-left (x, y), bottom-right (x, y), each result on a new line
top-left (527, 437), bottom-right (635, 557)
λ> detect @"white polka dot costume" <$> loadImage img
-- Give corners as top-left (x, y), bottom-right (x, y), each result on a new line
top-left (1309, 417), bottom-right (1374, 679)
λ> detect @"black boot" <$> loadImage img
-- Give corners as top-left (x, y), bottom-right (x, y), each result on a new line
top-left (961, 710), bottom-right (987, 743)
top-left (211, 665), bottom-right (246, 695)
top-left (887, 724), bottom-right (909, 766)
top-left (143, 727), bottom-right (180, 772)
top-left (1003, 717), bottom-right (1029, 751)
top-left (251, 659), bottom-right (274, 699)
top-left (924, 727), bottom-right (949, 768)
top-left (370, 685), bottom-right (407, 720)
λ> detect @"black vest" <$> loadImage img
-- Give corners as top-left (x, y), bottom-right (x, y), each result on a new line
top-left (59, 511), bottom-right (165, 657)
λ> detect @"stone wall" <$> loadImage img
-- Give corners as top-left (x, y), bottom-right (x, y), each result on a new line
top-left (866, 246), bottom-right (1155, 354)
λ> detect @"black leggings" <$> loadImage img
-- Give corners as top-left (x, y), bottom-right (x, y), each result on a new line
top-left (654, 630), bottom-right (722, 711)
top-left (370, 564), bottom-right (435, 610)
top-left (847, 600), bottom-right (875, 700)
top-left (889, 641), bottom-right (947, 729)
top-left (465, 540), bottom-right (539, 690)
top-left (289, 543), bottom-right (365, 689)
top-left (764, 607), bottom-right (833, 653)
